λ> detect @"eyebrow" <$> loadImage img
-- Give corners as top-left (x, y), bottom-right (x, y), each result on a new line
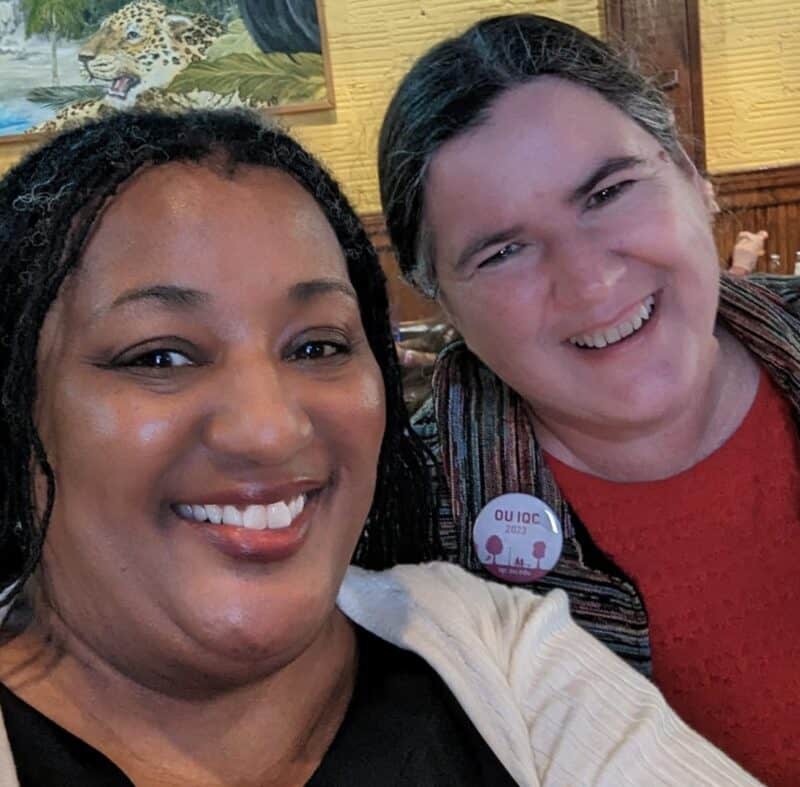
top-left (106, 284), bottom-right (210, 314)
top-left (453, 155), bottom-right (646, 272)
top-left (567, 155), bottom-right (645, 204)
top-left (288, 278), bottom-right (358, 303)
top-left (97, 278), bottom-right (357, 321)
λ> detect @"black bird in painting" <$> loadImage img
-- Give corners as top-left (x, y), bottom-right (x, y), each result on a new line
top-left (238, 0), bottom-right (321, 54)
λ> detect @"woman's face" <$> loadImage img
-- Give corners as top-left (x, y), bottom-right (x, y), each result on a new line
top-left (34, 162), bottom-right (385, 685)
top-left (425, 78), bottom-right (720, 435)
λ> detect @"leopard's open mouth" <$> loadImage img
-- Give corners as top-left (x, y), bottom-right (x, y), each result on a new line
top-left (107, 74), bottom-right (140, 99)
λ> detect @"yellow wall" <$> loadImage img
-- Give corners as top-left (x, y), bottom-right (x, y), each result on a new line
top-left (4, 2), bottom-right (800, 195)
top-left (287, 0), bottom-right (602, 212)
top-left (0, 0), bottom-right (602, 214)
top-left (701, 0), bottom-right (800, 173)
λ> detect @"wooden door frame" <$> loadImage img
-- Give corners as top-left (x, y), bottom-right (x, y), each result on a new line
top-left (603, 0), bottom-right (706, 171)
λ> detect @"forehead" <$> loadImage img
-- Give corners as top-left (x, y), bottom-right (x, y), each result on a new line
top-left (72, 161), bottom-right (348, 302)
top-left (427, 76), bottom-right (660, 196)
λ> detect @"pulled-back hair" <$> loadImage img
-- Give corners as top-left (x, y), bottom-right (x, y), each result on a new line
top-left (0, 110), bottom-right (438, 599)
top-left (378, 13), bottom-right (681, 296)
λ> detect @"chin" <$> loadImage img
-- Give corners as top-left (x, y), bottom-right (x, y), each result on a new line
top-left (189, 585), bottom-right (333, 664)
top-left (595, 376), bottom-right (698, 431)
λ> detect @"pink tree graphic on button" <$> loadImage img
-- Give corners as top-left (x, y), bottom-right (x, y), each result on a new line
top-left (485, 534), bottom-right (504, 564)
top-left (532, 541), bottom-right (546, 570)
top-left (472, 493), bottom-right (564, 584)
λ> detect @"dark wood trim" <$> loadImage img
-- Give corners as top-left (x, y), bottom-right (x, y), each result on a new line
top-left (711, 164), bottom-right (800, 205)
top-left (362, 213), bottom-right (389, 248)
top-left (602, 0), bottom-right (625, 42)
top-left (710, 164), bottom-right (800, 274)
top-left (685, 0), bottom-right (706, 172)
top-left (601, 0), bottom-right (706, 170)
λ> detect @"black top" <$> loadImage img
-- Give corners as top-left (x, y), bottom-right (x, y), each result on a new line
top-left (0, 626), bottom-right (518, 786)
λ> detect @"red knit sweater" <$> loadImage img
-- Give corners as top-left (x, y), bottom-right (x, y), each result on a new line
top-left (546, 372), bottom-right (800, 786)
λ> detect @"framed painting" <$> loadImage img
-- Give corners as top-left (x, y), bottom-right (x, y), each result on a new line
top-left (0, 0), bottom-right (334, 140)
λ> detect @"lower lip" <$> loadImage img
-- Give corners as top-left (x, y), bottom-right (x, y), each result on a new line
top-left (180, 498), bottom-right (317, 563)
top-left (572, 295), bottom-right (660, 358)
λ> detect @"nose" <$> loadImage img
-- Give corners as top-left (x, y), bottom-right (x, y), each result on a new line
top-left (202, 353), bottom-right (314, 468)
top-left (550, 233), bottom-right (627, 309)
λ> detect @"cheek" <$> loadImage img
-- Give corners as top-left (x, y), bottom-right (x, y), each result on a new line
top-left (42, 379), bottom-right (186, 495)
top-left (443, 276), bottom-right (549, 354)
top-left (320, 363), bottom-right (386, 498)
top-left (618, 188), bottom-right (717, 268)
top-left (349, 367), bottom-right (386, 464)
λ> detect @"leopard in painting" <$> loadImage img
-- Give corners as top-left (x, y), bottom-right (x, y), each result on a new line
top-left (30, 0), bottom-right (224, 134)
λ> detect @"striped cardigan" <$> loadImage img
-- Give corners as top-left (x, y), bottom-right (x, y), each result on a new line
top-left (411, 273), bottom-right (800, 676)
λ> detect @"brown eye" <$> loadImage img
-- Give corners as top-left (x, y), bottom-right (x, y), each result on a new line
top-left (586, 180), bottom-right (634, 210)
top-left (478, 242), bottom-right (524, 269)
top-left (290, 341), bottom-right (347, 361)
top-left (128, 350), bottom-right (193, 368)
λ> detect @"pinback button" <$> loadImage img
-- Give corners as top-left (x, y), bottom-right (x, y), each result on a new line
top-left (473, 493), bottom-right (563, 584)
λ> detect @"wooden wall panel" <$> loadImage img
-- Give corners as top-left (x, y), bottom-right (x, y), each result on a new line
top-left (711, 164), bottom-right (800, 274)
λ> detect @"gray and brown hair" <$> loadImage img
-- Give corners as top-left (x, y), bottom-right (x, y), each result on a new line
top-left (378, 13), bottom-right (680, 296)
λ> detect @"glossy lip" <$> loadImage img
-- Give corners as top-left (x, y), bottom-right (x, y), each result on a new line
top-left (171, 479), bottom-right (327, 563)
top-left (172, 479), bottom-right (324, 508)
top-left (567, 291), bottom-right (660, 354)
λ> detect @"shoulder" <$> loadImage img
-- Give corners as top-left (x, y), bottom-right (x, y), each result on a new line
top-left (723, 272), bottom-right (800, 318)
top-left (339, 564), bottom-right (762, 786)
top-left (339, 563), bottom-right (570, 675)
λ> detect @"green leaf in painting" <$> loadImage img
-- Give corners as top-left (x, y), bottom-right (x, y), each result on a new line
top-left (168, 52), bottom-right (326, 105)
top-left (204, 18), bottom-right (262, 59)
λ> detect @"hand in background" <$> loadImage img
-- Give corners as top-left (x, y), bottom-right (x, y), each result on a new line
top-left (729, 230), bottom-right (768, 276)
top-left (397, 345), bottom-right (438, 368)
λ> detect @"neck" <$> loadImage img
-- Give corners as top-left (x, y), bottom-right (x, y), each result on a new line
top-left (532, 327), bottom-right (761, 482)
top-left (0, 601), bottom-right (357, 787)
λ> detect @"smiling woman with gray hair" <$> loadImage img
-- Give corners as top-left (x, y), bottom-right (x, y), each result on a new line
top-left (379, 13), bottom-right (800, 786)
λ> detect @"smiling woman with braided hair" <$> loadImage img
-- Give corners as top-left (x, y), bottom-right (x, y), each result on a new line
top-left (0, 110), bottom-right (759, 786)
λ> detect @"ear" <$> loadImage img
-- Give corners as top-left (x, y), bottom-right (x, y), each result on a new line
top-left (165, 14), bottom-right (194, 38)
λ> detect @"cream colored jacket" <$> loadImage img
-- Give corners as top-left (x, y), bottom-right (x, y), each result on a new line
top-left (0, 563), bottom-right (761, 786)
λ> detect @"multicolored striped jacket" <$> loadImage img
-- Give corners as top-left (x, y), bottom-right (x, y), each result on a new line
top-left (411, 274), bottom-right (800, 676)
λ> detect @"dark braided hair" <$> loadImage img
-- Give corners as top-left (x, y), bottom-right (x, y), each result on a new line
top-left (0, 110), bottom-right (439, 600)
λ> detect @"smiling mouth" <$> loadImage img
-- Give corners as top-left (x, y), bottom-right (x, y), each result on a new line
top-left (568, 294), bottom-right (656, 349)
top-left (172, 494), bottom-right (310, 531)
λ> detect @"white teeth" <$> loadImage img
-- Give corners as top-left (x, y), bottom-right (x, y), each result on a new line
top-left (242, 505), bottom-right (268, 530)
top-left (288, 494), bottom-right (305, 518)
top-left (175, 494), bottom-right (307, 530)
top-left (222, 505), bottom-right (243, 527)
top-left (266, 501), bottom-right (292, 529)
top-left (569, 295), bottom-right (656, 349)
top-left (206, 504), bottom-right (222, 524)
